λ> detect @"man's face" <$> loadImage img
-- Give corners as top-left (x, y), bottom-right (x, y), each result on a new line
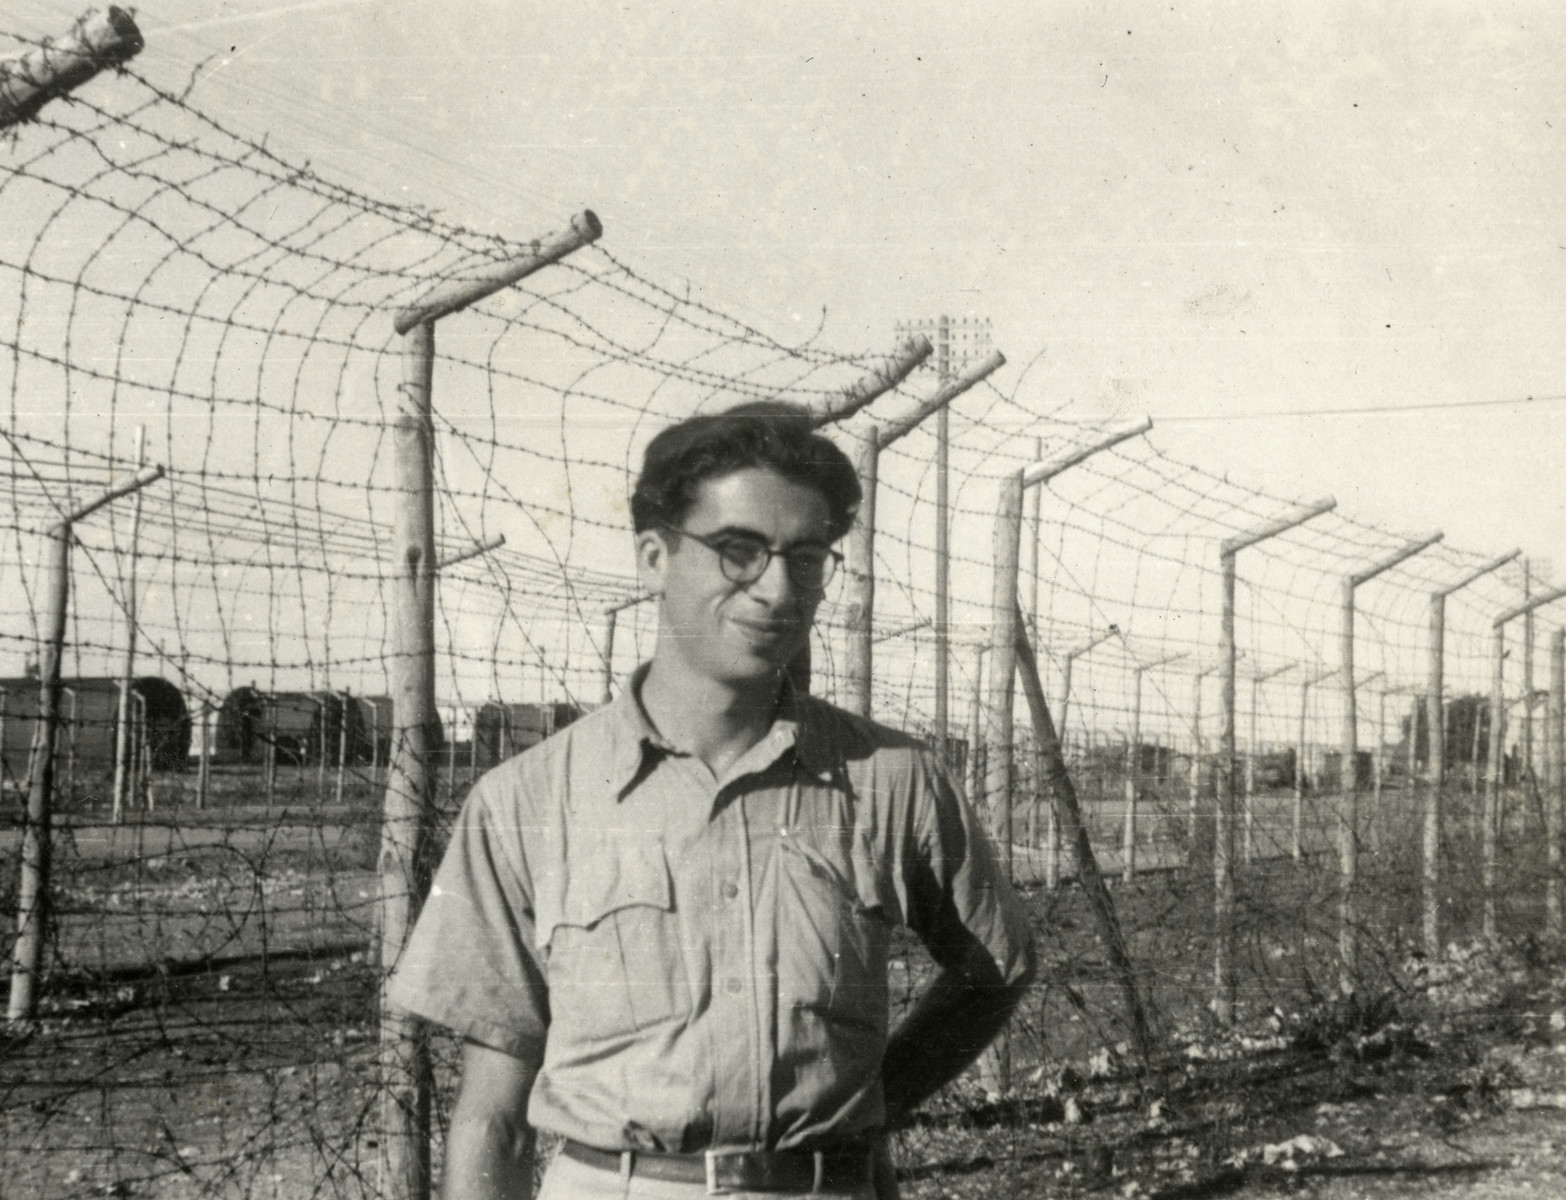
top-left (637, 467), bottom-right (836, 688)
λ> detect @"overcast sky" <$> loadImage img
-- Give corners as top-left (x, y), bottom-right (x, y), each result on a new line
top-left (17, 0), bottom-right (1566, 570)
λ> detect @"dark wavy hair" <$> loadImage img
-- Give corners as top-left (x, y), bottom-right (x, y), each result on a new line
top-left (630, 401), bottom-right (861, 542)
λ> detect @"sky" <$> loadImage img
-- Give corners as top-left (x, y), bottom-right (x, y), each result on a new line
top-left (13, 0), bottom-right (1566, 568)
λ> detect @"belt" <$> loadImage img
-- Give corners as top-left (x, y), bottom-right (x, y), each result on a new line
top-left (560, 1139), bottom-right (874, 1195)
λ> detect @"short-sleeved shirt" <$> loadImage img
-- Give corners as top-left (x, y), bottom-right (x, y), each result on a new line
top-left (386, 668), bottom-right (1035, 1154)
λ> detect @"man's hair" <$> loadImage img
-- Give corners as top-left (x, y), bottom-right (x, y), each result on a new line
top-left (630, 401), bottom-right (862, 542)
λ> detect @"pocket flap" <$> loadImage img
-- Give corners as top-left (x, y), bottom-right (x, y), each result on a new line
top-left (536, 838), bottom-right (672, 949)
top-left (778, 826), bottom-right (890, 918)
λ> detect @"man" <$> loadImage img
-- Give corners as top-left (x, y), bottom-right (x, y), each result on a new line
top-left (388, 402), bottom-right (1036, 1199)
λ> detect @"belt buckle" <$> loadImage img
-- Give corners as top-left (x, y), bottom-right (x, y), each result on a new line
top-left (704, 1149), bottom-right (728, 1196)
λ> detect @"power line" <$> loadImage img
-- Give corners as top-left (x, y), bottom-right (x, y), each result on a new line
top-left (1150, 391), bottom-right (1566, 424)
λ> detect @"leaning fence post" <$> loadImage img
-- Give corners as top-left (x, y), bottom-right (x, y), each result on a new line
top-left (1014, 609), bottom-right (1152, 1061)
top-left (7, 462), bottom-right (162, 1024)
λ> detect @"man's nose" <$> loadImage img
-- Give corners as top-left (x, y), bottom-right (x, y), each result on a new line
top-left (746, 552), bottom-right (797, 606)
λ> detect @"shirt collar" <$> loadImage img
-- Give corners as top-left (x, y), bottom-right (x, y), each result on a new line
top-left (605, 664), bottom-right (838, 799)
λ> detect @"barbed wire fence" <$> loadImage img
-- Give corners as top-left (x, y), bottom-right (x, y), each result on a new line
top-left (3, 10), bottom-right (1563, 1200)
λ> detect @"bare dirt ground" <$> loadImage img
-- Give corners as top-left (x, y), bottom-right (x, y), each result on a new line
top-left (893, 938), bottom-right (1566, 1199)
top-left (4, 798), bottom-right (1565, 1199)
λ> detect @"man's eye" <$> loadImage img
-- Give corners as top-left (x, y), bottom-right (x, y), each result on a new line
top-left (716, 540), bottom-right (769, 566)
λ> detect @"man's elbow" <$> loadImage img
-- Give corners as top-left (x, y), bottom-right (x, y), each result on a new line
top-left (1008, 924), bottom-right (1039, 993)
top-left (990, 916), bottom-right (1038, 1003)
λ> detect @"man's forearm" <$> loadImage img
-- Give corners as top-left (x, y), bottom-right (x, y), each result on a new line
top-left (442, 1109), bottom-right (536, 1200)
top-left (443, 1040), bottom-right (540, 1200)
top-left (879, 956), bottom-right (1028, 1124)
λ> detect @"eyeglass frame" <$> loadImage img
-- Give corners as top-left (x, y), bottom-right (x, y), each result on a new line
top-left (660, 524), bottom-right (844, 593)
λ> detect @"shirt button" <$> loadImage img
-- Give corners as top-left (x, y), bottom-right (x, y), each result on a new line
top-left (721, 881), bottom-right (740, 901)
top-left (724, 977), bottom-right (743, 995)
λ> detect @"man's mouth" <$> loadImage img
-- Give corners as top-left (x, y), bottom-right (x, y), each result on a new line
top-left (732, 618), bottom-right (798, 644)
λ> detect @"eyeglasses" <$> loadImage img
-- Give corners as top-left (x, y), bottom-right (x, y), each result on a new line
top-left (665, 525), bottom-right (843, 592)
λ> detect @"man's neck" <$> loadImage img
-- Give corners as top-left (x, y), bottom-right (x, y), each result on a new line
top-left (639, 658), bottom-right (784, 777)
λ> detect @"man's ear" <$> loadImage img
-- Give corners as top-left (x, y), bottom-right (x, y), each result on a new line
top-left (635, 528), bottom-right (669, 595)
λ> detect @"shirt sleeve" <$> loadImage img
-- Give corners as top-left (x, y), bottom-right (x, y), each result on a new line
top-left (903, 750), bottom-right (1037, 991)
top-left (384, 772), bottom-right (549, 1064)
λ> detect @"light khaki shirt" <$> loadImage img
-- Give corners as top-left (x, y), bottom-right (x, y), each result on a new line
top-left (387, 668), bottom-right (1035, 1153)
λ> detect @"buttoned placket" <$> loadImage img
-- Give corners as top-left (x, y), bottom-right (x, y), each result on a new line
top-left (614, 687), bottom-right (847, 1152)
top-left (699, 724), bottom-right (799, 1149)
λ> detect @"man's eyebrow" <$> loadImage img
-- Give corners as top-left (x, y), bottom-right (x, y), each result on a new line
top-left (703, 525), bottom-right (830, 550)
top-left (700, 524), bottom-right (768, 541)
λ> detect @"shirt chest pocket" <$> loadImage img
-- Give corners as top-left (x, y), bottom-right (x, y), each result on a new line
top-left (536, 840), bottom-right (691, 1041)
top-left (774, 828), bottom-right (892, 1034)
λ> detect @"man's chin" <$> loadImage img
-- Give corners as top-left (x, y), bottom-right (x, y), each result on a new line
top-left (718, 637), bottom-right (805, 681)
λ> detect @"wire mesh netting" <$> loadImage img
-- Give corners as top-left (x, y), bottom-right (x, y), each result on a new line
top-left (3, 22), bottom-right (1563, 1200)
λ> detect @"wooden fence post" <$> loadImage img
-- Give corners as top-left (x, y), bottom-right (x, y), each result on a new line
top-left (1483, 583), bottom-right (1566, 943)
top-left (1216, 549), bottom-right (1239, 1016)
top-left (7, 462), bottom-right (162, 1024)
top-left (984, 471), bottom-right (1024, 883)
top-left (1214, 498), bottom-right (1337, 1017)
top-left (1425, 591), bottom-right (1445, 953)
top-left (934, 320), bottom-right (950, 771)
top-left (1548, 628), bottom-right (1565, 937)
top-left (378, 317), bottom-right (438, 1200)
top-left (1189, 669), bottom-right (1206, 856)
top-left (838, 352), bottom-right (1005, 720)
top-left (7, 524), bottom-right (69, 1024)
top-left (111, 425), bottom-right (145, 824)
top-left (1484, 623), bottom-right (1505, 941)
top-left (336, 691), bottom-right (350, 807)
top-left (977, 472), bottom-right (1023, 1098)
top-left (1244, 664), bottom-right (1294, 864)
top-left (1125, 666), bottom-right (1143, 883)
top-left (1339, 532), bottom-right (1442, 992)
top-left (379, 214), bottom-right (603, 1200)
top-left (842, 426), bottom-right (880, 718)
top-left (197, 702), bottom-right (211, 811)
